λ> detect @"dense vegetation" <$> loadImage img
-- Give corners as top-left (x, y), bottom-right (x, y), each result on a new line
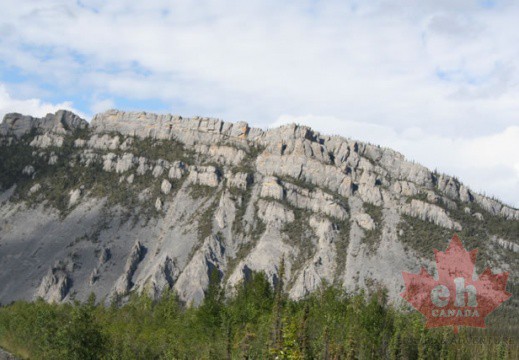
top-left (0, 270), bottom-right (516, 359)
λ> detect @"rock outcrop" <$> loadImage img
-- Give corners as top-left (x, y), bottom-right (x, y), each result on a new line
top-left (36, 265), bottom-right (71, 303)
top-left (113, 241), bottom-right (146, 296)
top-left (0, 110), bottom-right (87, 137)
top-left (0, 109), bottom-right (517, 306)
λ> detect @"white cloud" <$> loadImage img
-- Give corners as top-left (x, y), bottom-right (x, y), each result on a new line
top-left (0, 1), bottom-right (517, 131)
top-left (0, 84), bottom-right (84, 121)
top-left (270, 114), bottom-right (519, 208)
top-left (90, 98), bottom-right (115, 114)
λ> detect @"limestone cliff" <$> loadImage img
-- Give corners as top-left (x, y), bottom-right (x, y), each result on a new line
top-left (0, 110), bottom-right (517, 307)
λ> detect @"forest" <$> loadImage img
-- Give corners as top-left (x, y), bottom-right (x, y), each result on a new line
top-left (0, 270), bottom-right (516, 359)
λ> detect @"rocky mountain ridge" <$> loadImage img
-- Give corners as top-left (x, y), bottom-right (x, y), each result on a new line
top-left (0, 110), bottom-right (517, 307)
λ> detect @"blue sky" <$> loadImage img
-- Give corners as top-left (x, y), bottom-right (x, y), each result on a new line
top-left (0, 0), bottom-right (518, 207)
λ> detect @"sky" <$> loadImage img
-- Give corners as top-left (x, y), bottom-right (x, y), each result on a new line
top-left (0, 0), bottom-right (517, 207)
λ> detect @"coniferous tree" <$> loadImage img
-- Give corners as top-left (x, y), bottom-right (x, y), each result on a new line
top-left (0, 269), bottom-right (517, 359)
top-left (299, 303), bottom-right (312, 359)
top-left (270, 255), bottom-right (286, 356)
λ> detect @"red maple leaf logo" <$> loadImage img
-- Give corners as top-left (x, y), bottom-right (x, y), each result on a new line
top-left (401, 234), bottom-right (512, 332)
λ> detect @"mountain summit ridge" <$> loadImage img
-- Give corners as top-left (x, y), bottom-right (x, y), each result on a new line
top-left (0, 110), bottom-right (517, 307)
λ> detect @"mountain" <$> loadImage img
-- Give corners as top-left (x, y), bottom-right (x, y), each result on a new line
top-left (0, 110), bottom-right (517, 309)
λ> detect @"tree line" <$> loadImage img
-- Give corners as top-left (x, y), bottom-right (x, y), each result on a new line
top-left (0, 269), bottom-right (516, 359)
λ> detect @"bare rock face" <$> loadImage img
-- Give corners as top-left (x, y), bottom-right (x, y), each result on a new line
top-left (102, 153), bottom-right (117, 172)
top-left (36, 265), bottom-right (71, 303)
top-left (136, 157), bottom-right (149, 175)
top-left (0, 110), bottom-right (87, 137)
top-left (260, 176), bottom-right (284, 200)
top-left (152, 163), bottom-right (166, 178)
top-left (283, 182), bottom-right (348, 220)
top-left (214, 190), bottom-right (237, 229)
top-left (392, 181), bottom-right (419, 197)
top-left (161, 179), bottom-right (172, 194)
top-left (226, 172), bottom-right (252, 190)
top-left (48, 154), bottom-right (58, 165)
top-left (22, 165), bottom-right (35, 176)
top-left (401, 199), bottom-right (462, 230)
top-left (257, 199), bottom-right (295, 226)
top-left (68, 189), bottom-right (82, 207)
top-left (492, 236), bottom-right (519, 253)
top-left (87, 134), bottom-right (120, 151)
top-left (115, 153), bottom-right (136, 173)
top-left (174, 235), bottom-right (225, 306)
top-left (155, 198), bottom-right (163, 211)
top-left (474, 193), bottom-right (519, 220)
top-left (113, 242), bottom-right (146, 296)
top-left (354, 213), bottom-right (376, 231)
top-left (30, 133), bottom-right (64, 148)
top-left (0, 109), bottom-right (517, 307)
top-left (28, 183), bottom-right (41, 195)
top-left (289, 216), bottom-right (337, 298)
top-left (168, 161), bottom-right (187, 180)
top-left (194, 144), bottom-right (246, 166)
top-left (256, 152), bottom-right (353, 197)
top-left (89, 268), bottom-right (100, 286)
top-left (187, 166), bottom-right (221, 187)
top-left (138, 256), bottom-right (179, 299)
top-left (90, 110), bottom-right (254, 145)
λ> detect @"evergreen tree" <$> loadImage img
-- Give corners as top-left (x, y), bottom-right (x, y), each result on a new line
top-left (270, 256), bottom-right (286, 356)
top-left (0, 269), bottom-right (517, 359)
